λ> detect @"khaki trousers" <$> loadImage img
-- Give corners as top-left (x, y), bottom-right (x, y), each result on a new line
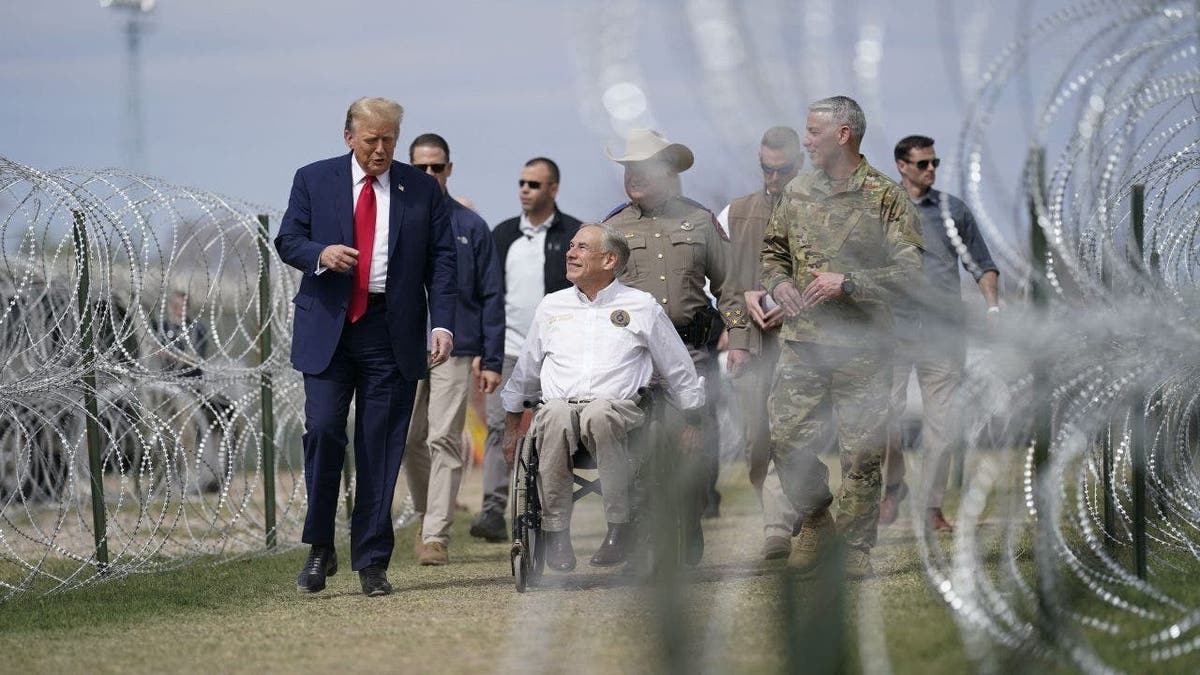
top-left (532, 398), bottom-right (644, 532)
top-left (730, 334), bottom-right (799, 539)
top-left (883, 341), bottom-right (963, 509)
top-left (404, 355), bottom-right (473, 544)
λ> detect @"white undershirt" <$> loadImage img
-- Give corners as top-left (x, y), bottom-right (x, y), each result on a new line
top-left (350, 160), bottom-right (392, 293)
top-left (503, 212), bottom-right (550, 356)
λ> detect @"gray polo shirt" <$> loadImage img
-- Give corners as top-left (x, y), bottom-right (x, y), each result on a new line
top-left (892, 187), bottom-right (998, 343)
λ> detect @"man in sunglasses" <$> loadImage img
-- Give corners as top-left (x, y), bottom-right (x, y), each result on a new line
top-left (469, 157), bottom-right (582, 544)
top-left (603, 128), bottom-right (751, 567)
top-left (715, 126), bottom-right (803, 563)
top-left (761, 96), bottom-right (923, 579)
top-left (879, 135), bottom-right (1000, 534)
top-left (402, 133), bottom-right (505, 566)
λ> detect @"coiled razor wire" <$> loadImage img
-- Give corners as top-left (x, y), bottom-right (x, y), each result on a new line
top-left (572, 0), bottom-right (1198, 671)
top-left (0, 156), bottom-right (309, 599)
top-left (937, 0), bottom-right (1200, 671)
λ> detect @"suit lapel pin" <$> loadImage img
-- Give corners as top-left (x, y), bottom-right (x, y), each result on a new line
top-left (396, 183), bottom-right (404, 192)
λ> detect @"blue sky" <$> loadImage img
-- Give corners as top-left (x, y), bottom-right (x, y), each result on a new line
top-left (2, 1), bottom-right (1057, 248)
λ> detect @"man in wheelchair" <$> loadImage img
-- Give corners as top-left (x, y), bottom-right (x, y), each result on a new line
top-left (500, 223), bottom-right (704, 572)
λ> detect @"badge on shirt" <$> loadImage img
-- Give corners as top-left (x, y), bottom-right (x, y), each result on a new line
top-left (680, 221), bottom-right (694, 231)
top-left (610, 309), bottom-right (630, 327)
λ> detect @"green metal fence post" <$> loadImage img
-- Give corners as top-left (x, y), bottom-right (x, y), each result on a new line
top-left (72, 210), bottom-right (110, 572)
top-left (1129, 184), bottom-right (1148, 578)
top-left (257, 214), bottom-right (277, 549)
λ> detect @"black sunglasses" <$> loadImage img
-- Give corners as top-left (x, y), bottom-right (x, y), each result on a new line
top-left (906, 158), bottom-right (941, 170)
top-left (518, 179), bottom-right (544, 189)
top-left (414, 163), bottom-right (447, 174)
top-left (761, 163), bottom-right (796, 176)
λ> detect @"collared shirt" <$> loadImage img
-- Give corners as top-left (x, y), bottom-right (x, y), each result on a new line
top-left (890, 188), bottom-right (997, 342)
top-left (501, 279), bottom-right (705, 413)
top-left (504, 213), bottom-right (550, 356)
top-left (349, 159), bottom-right (392, 293)
top-left (604, 196), bottom-right (751, 350)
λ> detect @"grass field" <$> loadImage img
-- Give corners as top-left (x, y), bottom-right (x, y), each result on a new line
top-left (0, 461), bottom-right (1194, 674)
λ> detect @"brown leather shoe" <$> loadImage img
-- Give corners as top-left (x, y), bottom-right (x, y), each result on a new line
top-left (929, 508), bottom-right (954, 533)
top-left (590, 523), bottom-right (630, 567)
top-left (544, 529), bottom-right (576, 572)
top-left (878, 483), bottom-right (908, 526)
top-left (419, 541), bottom-right (449, 566)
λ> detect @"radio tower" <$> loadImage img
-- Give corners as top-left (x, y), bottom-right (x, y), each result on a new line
top-left (101, 0), bottom-right (156, 172)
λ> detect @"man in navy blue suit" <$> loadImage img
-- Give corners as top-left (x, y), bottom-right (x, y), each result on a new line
top-left (275, 97), bottom-right (457, 597)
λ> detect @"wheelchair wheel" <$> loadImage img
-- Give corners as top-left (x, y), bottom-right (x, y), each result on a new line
top-left (511, 436), bottom-right (545, 591)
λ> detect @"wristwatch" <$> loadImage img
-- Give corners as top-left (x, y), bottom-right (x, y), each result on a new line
top-left (841, 272), bottom-right (857, 297)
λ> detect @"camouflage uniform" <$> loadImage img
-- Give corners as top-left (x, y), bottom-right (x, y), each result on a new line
top-left (605, 195), bottom-right (749, 536)
top-left (761, 157), bottom-right (923, 550)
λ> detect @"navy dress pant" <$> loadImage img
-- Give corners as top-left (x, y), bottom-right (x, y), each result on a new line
top-left (301, 301), bottom-right (416, 571)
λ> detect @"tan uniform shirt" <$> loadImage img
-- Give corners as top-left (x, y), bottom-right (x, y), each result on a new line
top-left (606, 196), bottom-right (750, 351)
top-left (725, 189), bottom-right (779, 356)
top-left (761, 156), bottom-right (924, 348)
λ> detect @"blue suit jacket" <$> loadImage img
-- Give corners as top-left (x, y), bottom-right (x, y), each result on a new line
top-left (275, 153), bottom-right (457, 379)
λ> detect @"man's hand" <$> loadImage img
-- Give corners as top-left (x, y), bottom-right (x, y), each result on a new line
top-left (502, 412), bottom-right (523, 464)
top-left (726, 348), bottom-right (750, 378)
top-left (471, 356), bottom-right (501, 393)
top-left (773, 281), bottom-right (804, 317)
top-left (744, 290), bottom-right (785, 330)
top-left (430, 331), bottom-right (453, 367)
top-left (716, 328), bottom-right (729, 352)
top-left (318, 244), bottom-right (359, 273)
top-left (800, 270), bottom-right (846, 308)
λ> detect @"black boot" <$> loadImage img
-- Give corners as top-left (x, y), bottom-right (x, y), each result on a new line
top-left (589, 522), bottom-right (630, 567)
top-left (544, 529), bottom-right (576, 572)
top-left (296, 545), bottom-right (337, 593)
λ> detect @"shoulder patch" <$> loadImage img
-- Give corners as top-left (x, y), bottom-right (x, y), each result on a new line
top-left (602, 201), bottom-right (632, 222)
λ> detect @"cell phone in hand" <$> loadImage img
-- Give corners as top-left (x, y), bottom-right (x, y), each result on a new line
top-left (760, 293), bottom-right (779, 312)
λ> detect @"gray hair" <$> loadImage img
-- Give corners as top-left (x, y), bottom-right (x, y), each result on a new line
top-left (582, 222), bottom-right (630, 276)
top-left (344, 97), bottom-right (404, 134)
top-left (809, 95), bottom-right (866, 143)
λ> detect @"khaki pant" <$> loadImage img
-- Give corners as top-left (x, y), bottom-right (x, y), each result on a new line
top-left (531, 398), bottom-right (644, 532)
top-left (730, 334), bottom-right (799, 539)
top-left (404, 355), bottom-right (473, 544)
top-left (883, 341), bottom-right (963, 509)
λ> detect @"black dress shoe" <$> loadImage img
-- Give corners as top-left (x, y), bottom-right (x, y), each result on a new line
top-left (358, 565), bottom-right (392, 597)
top-left (590, 522), bottom-right (630, 567)
top-left (296, 545), bottom-right (337, 593)
top-left (684, 518), bottom-right (704, 567)
top-left (544, 529), bottom-right (576, 572)
top-left (469, 510), bottom-right (508, 542)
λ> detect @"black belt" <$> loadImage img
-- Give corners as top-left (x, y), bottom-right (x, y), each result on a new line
top-left (367, 293), bottom-right (386, 305)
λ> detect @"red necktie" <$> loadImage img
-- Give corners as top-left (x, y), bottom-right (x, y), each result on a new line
top-left (347, 174), bottom-right (377, 323)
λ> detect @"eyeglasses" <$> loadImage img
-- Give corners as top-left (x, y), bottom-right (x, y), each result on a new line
top-left (518, 180), bottom-right (543, 190)
top-left (413, 163), bottom-right (447, 174)
top-left (906, 158), bottom-right (941, 170)
top-left (761, 163), bottom-right (796, 176)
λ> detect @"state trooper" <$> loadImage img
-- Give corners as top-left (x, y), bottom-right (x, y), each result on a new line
top-left (602, 128), bottom-right (751, 565)
top-left (761, 96), bottom-right (923, 579)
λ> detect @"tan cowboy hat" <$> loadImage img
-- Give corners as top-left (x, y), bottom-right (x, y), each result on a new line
top-left (604, 128), bottom-right (695, 173)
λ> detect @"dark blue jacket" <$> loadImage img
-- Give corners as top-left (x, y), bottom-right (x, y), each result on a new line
top-left (274, 153), bottom-right (457, 379)
top-left (447, 197), bottom-right (505, 372)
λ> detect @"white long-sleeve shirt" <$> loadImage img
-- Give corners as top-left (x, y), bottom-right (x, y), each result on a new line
top-left (501, 279), bottom-right (705, 413)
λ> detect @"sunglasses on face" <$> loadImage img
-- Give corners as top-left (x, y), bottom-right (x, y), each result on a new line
top-left (519, 179), bottom-right (544, 190)
top-left (906, 158), bottom-right (941, 170)
top-left (413, 163), bottom-right (447, 174)
top-left (761, 163), bottom-right (796, 176)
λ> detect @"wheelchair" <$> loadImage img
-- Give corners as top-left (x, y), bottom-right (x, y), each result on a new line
top-left (509, 387), bottom-right (665, 592)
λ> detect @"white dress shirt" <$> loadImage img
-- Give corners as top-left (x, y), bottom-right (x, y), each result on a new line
top-left (503, 212), bottom-right (550, 356)
top-left (501, 279), bottom-right (705, 413)
top-left (350, 160), bottom-right (392, 293)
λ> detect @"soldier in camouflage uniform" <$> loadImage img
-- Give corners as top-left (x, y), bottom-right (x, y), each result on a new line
top-left (603, 129), bottom-right (751, 566)
top-left (761, 96), bottom-right (923, 578)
